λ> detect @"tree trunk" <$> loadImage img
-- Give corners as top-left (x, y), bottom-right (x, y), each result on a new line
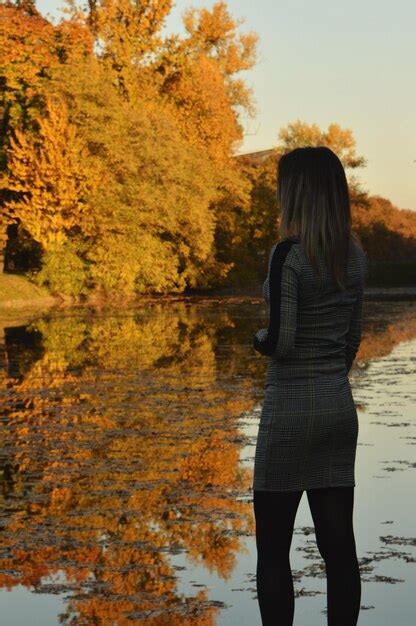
top-left (0, 221), bottom-right (8, 272)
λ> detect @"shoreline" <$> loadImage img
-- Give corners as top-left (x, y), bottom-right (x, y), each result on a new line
top-left (1, 275), bottom-right (416, 322)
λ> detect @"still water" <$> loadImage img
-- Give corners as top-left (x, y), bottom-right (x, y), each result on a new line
top-left (0, 297), bottom-right (415, 625)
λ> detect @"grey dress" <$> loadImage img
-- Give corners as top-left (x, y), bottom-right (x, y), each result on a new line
top-left (252, 235), bottom-right (368, 492)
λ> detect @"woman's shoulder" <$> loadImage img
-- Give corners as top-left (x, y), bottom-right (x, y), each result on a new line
top-left (268, 237), bottom-right (299, 253)
top-left (268, 238), bottom-right (302, 271)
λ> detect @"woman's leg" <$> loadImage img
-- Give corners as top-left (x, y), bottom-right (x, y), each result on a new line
top-left (307, 486), bottom-right (361, 625)
top-left (253, 488), bottom-right (303, 626)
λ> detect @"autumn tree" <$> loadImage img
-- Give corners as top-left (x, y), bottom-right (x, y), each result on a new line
top-left (1, 94), bottom-right (101, 250)
top-left (0, 1), bottom-right (92, 144)
top-left (70, 0), bottom-right (259, 285)
top-left (352, 195), bottom-right (416, 262)
top-left (182, 1), bottom-right (257, 114)
top-left (276, 120), bottom-right (366, 169)
top-left (1, 0), bottom-right (259, 293)
top-left (64, 0), bottom-right (174, 99)
top-left (155, 1), bottom-right (257, 158)
top-left (0, 0), bottom-right (94, 274)
top-left (44, 57), bottom-right (230, 296)
top-left (69, 0), bottom-right (258, 153)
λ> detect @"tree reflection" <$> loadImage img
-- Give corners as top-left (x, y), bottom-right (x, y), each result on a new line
top-left (0, 305), bottom-right (255, 624)
top-left (0, 300), bottom-right (415, 623)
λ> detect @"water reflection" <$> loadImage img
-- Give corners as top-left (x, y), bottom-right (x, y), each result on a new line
top-left (0, 298), bottom-right (415, 625)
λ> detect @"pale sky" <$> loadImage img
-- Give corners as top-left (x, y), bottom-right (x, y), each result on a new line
top-left (37, 0), bottom-right (416, 211)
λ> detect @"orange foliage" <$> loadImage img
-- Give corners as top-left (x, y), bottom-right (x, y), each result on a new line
top-left (352, 195), bottom-right (416, 261)
top-left (0, 3), bottom-right (92, 128)
top-left (161, 53), bottom-right (241, 161)
top-left (1, 94), bottom-right (101, 250)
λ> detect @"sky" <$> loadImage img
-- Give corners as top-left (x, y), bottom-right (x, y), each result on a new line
top-left (36, 0), bottom-right (416, 211)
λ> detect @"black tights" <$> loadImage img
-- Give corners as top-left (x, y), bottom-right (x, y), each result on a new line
top-left (253, 486), bottom-right (361, 625)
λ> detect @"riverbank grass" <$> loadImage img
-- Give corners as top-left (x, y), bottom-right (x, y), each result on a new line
top-left (0, 273), bottom-right (56, 309)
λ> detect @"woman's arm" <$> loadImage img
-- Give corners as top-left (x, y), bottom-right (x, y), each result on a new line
top-left (253, 240), bottom-right (299, 359)
top-left (345, 248), bottom-right (368, 373)
top-left (345, 284), bottom-right (364, 373)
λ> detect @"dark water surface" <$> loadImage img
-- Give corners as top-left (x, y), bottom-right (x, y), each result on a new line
top-left (0, 298), bottom-right (415, 625)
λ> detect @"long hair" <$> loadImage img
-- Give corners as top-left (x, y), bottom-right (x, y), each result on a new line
top-left (277, 146), bottom-right (357, 290)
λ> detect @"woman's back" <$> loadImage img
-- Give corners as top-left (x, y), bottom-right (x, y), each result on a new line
top-left (256, 235), bottom-right (368, 382)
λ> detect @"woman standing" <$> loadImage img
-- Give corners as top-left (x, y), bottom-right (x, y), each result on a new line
top-left (252, 146), bottom-right (368, 626)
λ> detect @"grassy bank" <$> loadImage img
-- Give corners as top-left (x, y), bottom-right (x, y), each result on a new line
top-left (0, 273), bottom-right (58, 311)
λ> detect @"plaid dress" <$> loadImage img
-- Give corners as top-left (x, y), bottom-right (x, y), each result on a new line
top-left (252, 236), bottom-right (368, 492)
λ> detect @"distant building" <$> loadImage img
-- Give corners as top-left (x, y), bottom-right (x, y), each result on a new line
top-left (235, 148), bottom-right (278, 164)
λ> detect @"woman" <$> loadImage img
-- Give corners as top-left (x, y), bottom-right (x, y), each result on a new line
top-left (252, 146), bottom-right (368, 626)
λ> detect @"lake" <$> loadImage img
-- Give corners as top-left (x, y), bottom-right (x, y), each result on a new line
top-left (0, 297), bottom-right (415, 625)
